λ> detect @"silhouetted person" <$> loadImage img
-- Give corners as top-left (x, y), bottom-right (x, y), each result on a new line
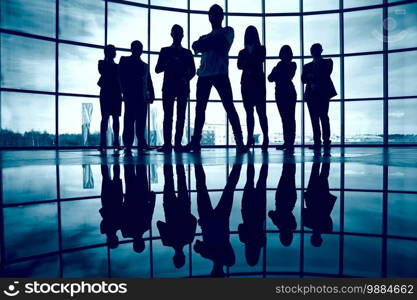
top-left (301, 43), bottom-right (337, 150)
top-left (99, 164), bottom-right (123, 249)
top-left (268, 162), bottom-right (297, 247)
top-left (238, 158), bottom-right (268, 266)
top-left (193, 162), bottom-right (242, 277)
top-left (268, 45), bottom-right (297, 151)
top-left (119, 40), bottom-right (155, 155)
top-left (157, 164), bottom-right (197, 268)
top-left (302, 161), bottom-right (337, 247)
top-left (238, 26), bottom-right (269, 151)
top-left (184, 4), bottom-right (246, 153)
top-left (155, 25), bottom-right (196, 153)
top-left (121, 164), bottom-right (156, 253)
top-left (97, 45), bottom-right (122, 151)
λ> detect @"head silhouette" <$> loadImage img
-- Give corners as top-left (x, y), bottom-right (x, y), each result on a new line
top-left (244, 25), bottom-right (261, 49)
top-left (310, 43), bottom-right (323, 59)
top-left (173, 250), bottom-right (186, 269)
top-left (279, 230), bottom-right (294, 247)
top-left (279, 45), bottom-right (293, 61)
top-left (133, 237), bottom-right (145, 253)
top-left (107, 234), bottom-right (119, 249)
top-left (245, 244), bottom-right (261, 266)
top-left (104, 44), bottom-right (116, 60)
top-left (131, 40), bottom-right (143, 57)
top-left (208, 4), bottom-right (224, 28)
top-left (311, 232), bottom-right (323, 247)
top-left (171, 24), bottom-right (184, 44)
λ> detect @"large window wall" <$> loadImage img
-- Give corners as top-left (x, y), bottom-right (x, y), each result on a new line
top-left (1, 0), bottom-right (417, 148)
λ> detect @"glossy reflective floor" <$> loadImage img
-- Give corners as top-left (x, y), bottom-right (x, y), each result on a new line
top-left (1, 147), bottom-right (416, 278)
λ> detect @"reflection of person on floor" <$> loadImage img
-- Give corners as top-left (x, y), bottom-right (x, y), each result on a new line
top-left (157, 164), bottom-right (197, 268)
top-left (122, 164), bottom-right (156, 253)
top-left (238, 161), bottom-right (268, 266)
top-left (193, 163), bottom-right (242, 277)
top-left (302, 162), bottom-right (337, 247)
top-left (268, 163), bottom-right (297, 246)
top-left (100, 164), bottom-right (124, 249)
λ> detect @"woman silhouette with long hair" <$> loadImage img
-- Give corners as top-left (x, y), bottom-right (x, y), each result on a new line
top-left (268, 45), bottom-right (297, 151)
top-left (238, 26), bottom-right (269, 151)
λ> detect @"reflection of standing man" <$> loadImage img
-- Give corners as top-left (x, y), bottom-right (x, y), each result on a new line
top-left (303, 162), bottom-right (337, 247)
top-left (156, 25), bottom-right (195, 153)
top-left (121, 164), bottom-right (156, 253)
top-left (184, 4), bottom-right (246, 153)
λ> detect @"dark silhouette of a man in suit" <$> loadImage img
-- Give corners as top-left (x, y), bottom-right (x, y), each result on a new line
top-left (302, 161), bottom-right (337, 247)
top-left (99, 164), bottom-right (123, 249)
top-left (121, 164), bottom-right (156, 253)
top-left (238, 157), bottom-right (268, 266)
top-left (268, 162), bottom-right (297, 247)
top-left (193, 161), bottom-right (242, 277)
top-left (155, 25), bottom-right (196, 153)
top-left (97, 45), bottom-right (122, 151)
top-left (184, 4), bottom-right (246, 153)
top-left (119, 40), bottom-right (155, 155)
top-left (301, 43), bottom-right (337, 150)
top-left (157, 164), bottom-right (197, 268)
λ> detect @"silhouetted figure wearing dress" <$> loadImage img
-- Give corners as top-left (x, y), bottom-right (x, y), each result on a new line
top-left (193, 162), bottom-right (242, 277)
top-left (156, 25), bottom-right (196, 153)
top-left (302, 162), bottom-right (337, 247)
top-left (99, 164), bottom-right (123, 249)
top-left (157, 164), bottom-right (197, 268)
top-left (238, 26), bottom-right (269, 151)
top-left (268, 45), bottom-right (297, 151)
top-left (301, 43), bottom-right (337, 150)
top-left (122, 164), bottom-right (156, 253)
top-left (119, 41), bottom-right (155, 155)
top-left (268, 162), bottom-right (297, 247)
top-left (238, 160), bottom-right (268, 266)
top-left (184, 4), bottom-right (246, 153)
top-left (97, 45), bottom-right (122, 151)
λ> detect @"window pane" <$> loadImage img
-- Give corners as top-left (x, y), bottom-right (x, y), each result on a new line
top-left (151, 0), bottom-right (187, 9)
top-left (389, 51), bottom-right (417, 97)
top-left (345, 55), bottom-right (383, 99)
top-left (389, 99), bottom-right (417, 144)
top-left (344, 236), bottom-right (381, 277)
top-left (0, 0), bottom-right (55, 37)
top-left (345, 100), bottom-right (383, 144)
top-left (190, 102), bottom-right (226, 146)
top-left (108, 3), bottom-right (148, 50)
top-left (59, 44), bottom-right (102, 95)
top-left (344, 0), bottom-right (381, 8)
top-left (190, 0), bottom-right (225, 11)
top-left (344, 8), bottom-right (383, 53)
top-left (2, 166), bottom-right (57, 204)
top-left (228, 16), bottom-right (263, 56)
top-left (304, 13), bottom-right (339, 55)
top-left (151, 9), bottom-right (188, 51)
top-left (59, 0), bottom-right (104, 45)
top-left (265, 0), bottom-right (299, 13)
top-left (388, 3), bottom-right (417, 50)
top-left (228, 0), bottom-right (262, 13)
top-left (266, 16), bottom-right (300, 57)
top-left (303, 0), bottom-right (339, 12)
top-left (1, 34), bottom-right (55, 91)
top-left (0, 92), bottom-right (55, 147)
top-left (344, 192), bottom-right (382, 234)
top-left (190, 13), bottom-right (212, 47)
top-left (58, 96), bottom-right (101, 146)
